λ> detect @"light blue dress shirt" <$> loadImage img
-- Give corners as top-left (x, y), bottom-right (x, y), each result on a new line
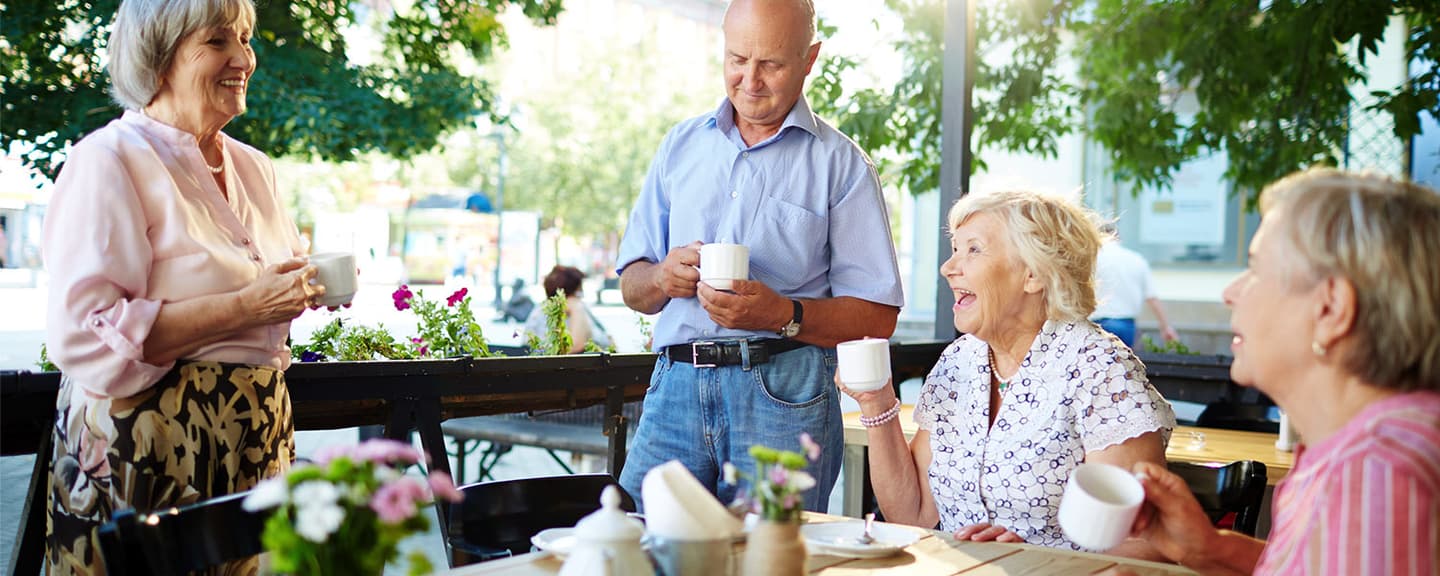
top-left (617, 95), bottom-right (904, 350)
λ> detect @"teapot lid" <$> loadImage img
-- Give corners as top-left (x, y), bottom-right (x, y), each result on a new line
top-left (574, 485), bottom-right (644, 541)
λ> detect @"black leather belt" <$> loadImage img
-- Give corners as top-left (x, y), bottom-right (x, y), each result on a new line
top-left (664, 339), bottom-right (808, 367)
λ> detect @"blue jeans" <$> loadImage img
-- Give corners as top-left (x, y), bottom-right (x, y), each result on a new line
top-left (618, 342), bottom-right (841, 513)
top-left (1096, 317), bottom-right (1138, 348)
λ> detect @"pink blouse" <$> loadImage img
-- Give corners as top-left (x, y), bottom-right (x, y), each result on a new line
top-left (43, 111), bottom-right (304, 399)
top-left (1256, 391), bottom-right (1440, 575)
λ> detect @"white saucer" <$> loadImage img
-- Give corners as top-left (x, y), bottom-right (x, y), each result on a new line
top-left (531, 527), bottom-right (578, 557)
top-left (801, 521), bottom-right (919, 558)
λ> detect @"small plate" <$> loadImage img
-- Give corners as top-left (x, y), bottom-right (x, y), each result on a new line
top-left (531, 528), bottom-right (578, 557)
top-left (801, 521), bottom-right (919, 558)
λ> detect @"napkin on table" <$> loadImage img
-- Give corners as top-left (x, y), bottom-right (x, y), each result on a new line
top-left (641, 460), bottom-right (743, 541)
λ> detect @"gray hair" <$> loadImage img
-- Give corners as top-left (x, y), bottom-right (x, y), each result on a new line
top-left (108, 0), bottom-right (257, 110)
top-left (948, 190), bottom-right (1104, 323)
top-left (1260, 168), bottom-right (1440, 392)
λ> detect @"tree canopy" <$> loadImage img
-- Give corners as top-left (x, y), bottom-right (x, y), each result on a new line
top-left (1, 0), bottom-right (562, 179)
top-left (808, 0), bottom-right (1438, 207)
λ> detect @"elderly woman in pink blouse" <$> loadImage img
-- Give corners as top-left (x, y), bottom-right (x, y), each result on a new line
top-left (841, 190), bottom-right (1174, 557)
top-left (42, 0), bottom-right (321, 572)
top-left (1123, 169), bottom-right (1440, 575)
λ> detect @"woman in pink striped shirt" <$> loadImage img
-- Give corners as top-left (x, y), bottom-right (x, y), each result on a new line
top-left (42, 0), bottom-right (325, 572)
top-left (1124, 169), bottom-right (1440, 575)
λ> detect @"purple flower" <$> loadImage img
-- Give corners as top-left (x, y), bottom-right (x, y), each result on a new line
top-left (427, 471), bottom-right (465, 503)
top-left (299, 350), bottom-right (326, 363)
top-left (392, 285), bottom-right (413, 311)
top-left (446, 288), bottom-right (468, 307)
top-left (799, 432), bottom-right (821, 461)
top-left (370, 477), bottom-right (429, 524)
top-left (411, 337), bottom-right (429, 357)
top-left (354, 439), bottom-right (423, 466)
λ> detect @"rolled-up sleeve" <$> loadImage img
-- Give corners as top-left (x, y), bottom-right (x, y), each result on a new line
top-left (44, 142), bottom-right (173, 398)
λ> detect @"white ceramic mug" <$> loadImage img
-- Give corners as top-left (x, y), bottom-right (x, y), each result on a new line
top-left (836, 337), bottom-right (891, 392)
top-left (699, 243), bottom-right (748, 291)
top-left (1058, 463), bottom-right (1145, 551)
top-left (309, 252), bottom-right (358, 307)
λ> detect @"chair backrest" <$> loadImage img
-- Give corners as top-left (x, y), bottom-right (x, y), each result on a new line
top-left (1167, 460), bottom-right (1268, 536)
top-left (1196, 402), bottom-right (1279, 433)
top-left (447, 473), bottom-right (634, 567)
top-left (97, 492), bottom-right (269, 575)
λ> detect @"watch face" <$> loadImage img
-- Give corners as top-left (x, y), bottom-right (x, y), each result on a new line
top-left (782, 322), bottom-right (801, 337)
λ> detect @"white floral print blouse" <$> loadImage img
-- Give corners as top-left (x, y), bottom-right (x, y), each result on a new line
top-left (914, 320), bottom-right (1176, 549)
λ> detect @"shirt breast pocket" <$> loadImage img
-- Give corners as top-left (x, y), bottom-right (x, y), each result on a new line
top-left (748, 195), bottom-right (826, 291)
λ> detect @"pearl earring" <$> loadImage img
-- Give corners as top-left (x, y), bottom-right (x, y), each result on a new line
top-left (1311, 341), bottom-right (1326, 357)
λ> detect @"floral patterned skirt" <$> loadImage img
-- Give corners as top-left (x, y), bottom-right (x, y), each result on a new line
top-left (45, 360), bottom-right (295, 575)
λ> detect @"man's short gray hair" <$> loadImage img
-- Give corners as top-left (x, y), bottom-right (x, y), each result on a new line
top-left (108, 0), bottom-right (257, 110)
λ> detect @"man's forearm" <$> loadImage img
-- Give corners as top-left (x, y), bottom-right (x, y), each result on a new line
top-left (620, 260), bottom-right (668, 315)
top-left (793, 297), bottom-right (898, 348)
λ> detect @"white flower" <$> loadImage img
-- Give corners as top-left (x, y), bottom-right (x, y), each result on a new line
top-left (295, 501), bottom-right (346, 542)
top-left (722, 462), bottom-right (737, 485)
top-left (789, 471), bottom-right (816, 492)
top-left (242, 477), bottom-right (288, 511)
top-left (292, 480), bottom-right (342, 507)
top-left (374, 465), bottom-right (402, 483)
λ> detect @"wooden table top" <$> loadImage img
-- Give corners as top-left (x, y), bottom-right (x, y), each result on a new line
top-left (843, 405), bottom-right (1294, 486)
top-left (444, 512), bottom-right (1196, 575)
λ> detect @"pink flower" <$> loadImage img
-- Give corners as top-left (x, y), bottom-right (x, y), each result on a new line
top-left (799, 432), bottom-right (821, 461)
top-left (768, 465), bottom-right (789, 486)
top-left (370, 477), bottom-right (429, 524)
top-left (354, 439), bottom-right (423, 466)
top-left (392, 285), bottom-right (413, 311)
top-left (446, 288), bottom-right (468, 307)
top-left (313, 443), bottom-right (358, 465)
top-left (411, 337), bottom-right (429, 357)
top-left (427, 471), bottom-right (465, 503)
top-left (782, 493), bottom-right (798, 510)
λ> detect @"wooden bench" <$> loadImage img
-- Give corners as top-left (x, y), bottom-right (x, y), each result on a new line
top-left (442, 402), bottom-right (642, 484)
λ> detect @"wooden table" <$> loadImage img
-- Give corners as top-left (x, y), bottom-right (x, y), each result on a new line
top-left (840, 405), bottom-right (1295, 516)
top-left (444, 512), bottom-right (1196, 575)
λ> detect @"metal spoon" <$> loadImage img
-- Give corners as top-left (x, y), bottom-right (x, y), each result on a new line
top-left (857, 512), bottom-right (876, 545)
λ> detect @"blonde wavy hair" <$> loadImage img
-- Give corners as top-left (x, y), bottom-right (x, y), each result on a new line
top-left (1260, 168), bottom-right (1440, 392)
top-left (948, 190), bottom-right (1103, 322)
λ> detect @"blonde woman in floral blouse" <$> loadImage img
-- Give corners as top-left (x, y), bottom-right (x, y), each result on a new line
top-left (841, 190), bottom-right (1175, 558)
top-left (42, 0), bottom-right (321, 572)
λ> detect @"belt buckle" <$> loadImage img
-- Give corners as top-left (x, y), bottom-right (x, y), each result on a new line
top-left (691, 341), bottom-right (717, 368)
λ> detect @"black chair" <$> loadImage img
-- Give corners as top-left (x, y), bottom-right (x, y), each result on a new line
top-left (1168, 460), bottom-right (1268, 536)
top-left (447, 473), bottom-right (634, 567)
top-left (1196, 402), bottom-right (1279, 433)
top-left (97, 492), bottom-right (270, 575)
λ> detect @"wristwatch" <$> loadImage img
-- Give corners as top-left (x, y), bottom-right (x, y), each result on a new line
top-left (779, 299), bottom-right (803, 338)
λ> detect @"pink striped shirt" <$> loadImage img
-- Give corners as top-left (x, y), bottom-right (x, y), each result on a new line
top-left (1256, 391), bottom-right (1440, 575)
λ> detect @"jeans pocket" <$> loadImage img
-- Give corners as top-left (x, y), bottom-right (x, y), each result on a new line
top-left (751, 361), bottom-right (828, 408)
top-left (645, 358), bottom-right (677, 397)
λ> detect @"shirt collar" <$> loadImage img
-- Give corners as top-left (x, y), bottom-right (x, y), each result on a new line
top-left (707, 94), bottom-right (822, 144)
top-left (123, 109), bottom-right (205, 148)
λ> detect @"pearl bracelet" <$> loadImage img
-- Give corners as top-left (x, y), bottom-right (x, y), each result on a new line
top-left (859, 399), bottom-right (902, 428)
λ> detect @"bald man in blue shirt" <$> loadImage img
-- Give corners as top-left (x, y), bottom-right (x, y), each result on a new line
top-left (615, 0), bottom-right (904, 512)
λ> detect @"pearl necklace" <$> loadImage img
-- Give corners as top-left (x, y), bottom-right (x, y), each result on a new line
top-left (204, 157), bottom-right (223, 174)
top-left (988, 347), bottom-right (1012, 393)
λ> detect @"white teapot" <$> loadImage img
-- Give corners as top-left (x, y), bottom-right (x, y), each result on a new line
top-left (558, 485), bottom-right (653, 576)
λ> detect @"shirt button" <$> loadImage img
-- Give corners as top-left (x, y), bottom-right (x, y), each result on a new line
top-left (93, 319), bottom-right (102, 327)
top-left (241, 238), bottom-right (251, 246)
top-left (251, 254), bottom-right (262, 262)
top-left (730, 190), bottom-right (738, 198)
top-left (742, 151), bottom-right (750, 159)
